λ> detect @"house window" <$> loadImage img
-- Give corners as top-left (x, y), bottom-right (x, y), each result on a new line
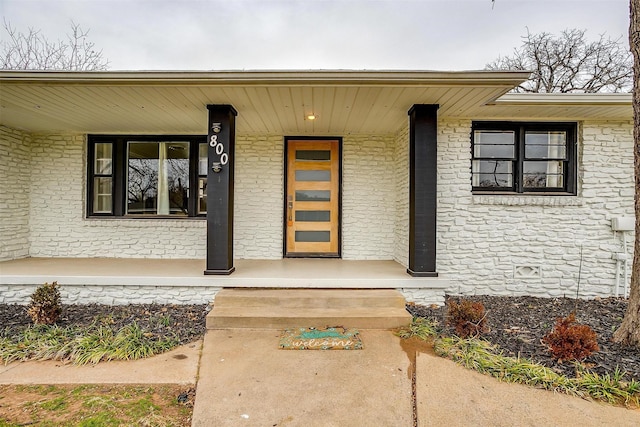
top-left (92, 142), bottom-right (113, 213)
top-left (198, 143), bottom-right (208, 214)
top-left (87, 135), bottom-right (207, 217)
top-left (471, 122), bottom-right (577, 194)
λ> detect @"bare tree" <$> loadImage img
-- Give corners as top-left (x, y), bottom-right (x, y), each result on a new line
top-left (0, 19), bottom-right (109, 71)
top-left (613, 0), bottom-right (640, 346)
top-left (486, 28), bottom-right (632, 93)
top-left (127, 159), bottom-right (159, 213)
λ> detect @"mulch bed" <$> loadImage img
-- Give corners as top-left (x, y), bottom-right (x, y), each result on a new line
top-left (407, 295), bottom-right (640, 382)
top-left (2, 298), bottom-right (638, 383)
top-left (0, 304), bottom-right (210, 346)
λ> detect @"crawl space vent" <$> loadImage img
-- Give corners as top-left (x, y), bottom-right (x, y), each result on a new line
top-left (514, 265), bottom-right (541, 280)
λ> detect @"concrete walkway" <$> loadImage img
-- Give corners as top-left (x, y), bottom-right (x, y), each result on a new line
top-left (1, 331), bottom-right (639, 426)
top-left (417, 352), bottom-right (640, 427)
top-left (0, 341), bottom-right (201, 385)
top-left (191, 329), bottom-right (413, 426)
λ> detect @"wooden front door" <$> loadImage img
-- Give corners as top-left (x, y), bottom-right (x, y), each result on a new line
top-left (285, 139), bottom-right (340, 257)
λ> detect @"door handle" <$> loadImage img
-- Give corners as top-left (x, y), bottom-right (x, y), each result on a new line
top-left (287, 195), bottom-right (293, 225)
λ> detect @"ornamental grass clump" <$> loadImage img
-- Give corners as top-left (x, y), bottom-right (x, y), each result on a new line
top-left (542, 312), bottom-right (599, 362)
top-left (434, 336), bottom-right (577, 395)
top-left (434, 335), bottom-right (639, 406)
top-left (27, 281), bottom-right (62, 325)
top-left (576, 366), bottom-right (640, 405)
top-left (396, 317), bottom-right (440, 340)
top-left (446, 299), bottom-right (488, 338)
top-left (0, 322), bottom-right (179, 365)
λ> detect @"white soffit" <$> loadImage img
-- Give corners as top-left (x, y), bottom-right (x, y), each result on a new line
top-left (0, 70), bottom-right (631, 135)
top-left (469, 93), bottom-right (633, 120)
top-left (0, 70), bottom-right (525, 134)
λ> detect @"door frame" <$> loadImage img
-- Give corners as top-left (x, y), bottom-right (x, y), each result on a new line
top-left (283, 136), bottom-right (343, 258)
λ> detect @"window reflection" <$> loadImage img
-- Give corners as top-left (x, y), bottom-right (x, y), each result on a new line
top-left (127, 141), bottom-right (190, 215)
top-left (198, 143), bottom-right (208, 214)
top-left (295, 190), bottom-right (331, 201)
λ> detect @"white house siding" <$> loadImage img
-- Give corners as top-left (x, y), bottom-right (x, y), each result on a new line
top-left (26, 133), bottom-right (207, 258)
top-left (235, 133), bottom-right (399, 260)
top-left (11, 131), bottom-right (401, 261)
top-left (393, 124), bottom-right (410, 267)
top-left (0, 126), bottom-right (31, 261)
top-left (342, 135), bottom-right (397, 259)
top-left (25, 132), bottom-right (288, 260)
top-left (437, 119), bottom-right (635, 298)
top-left (234, 135), bottom-right (284, 259)
top-left (25, 133), bottom-right (286, 260)
top-left (2, 284), bottom-right (221, 305)
top-left (2, 119), bottom-right (634, 301)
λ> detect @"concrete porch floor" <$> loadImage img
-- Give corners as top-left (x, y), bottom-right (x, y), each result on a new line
top-left (0, 257), bottom-right (448, 289)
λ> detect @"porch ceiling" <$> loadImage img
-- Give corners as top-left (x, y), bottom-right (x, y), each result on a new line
top-left (1, 70), bottom-right (528, 135)
top-left (0, 70), bottom-right (631, 135)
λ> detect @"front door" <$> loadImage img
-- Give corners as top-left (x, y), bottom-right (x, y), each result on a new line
top-left (285, 139), bottom-right (340, 257)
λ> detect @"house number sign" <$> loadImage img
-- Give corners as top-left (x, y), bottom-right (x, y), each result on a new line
top-left (209, 122), bottom-right (228, 171)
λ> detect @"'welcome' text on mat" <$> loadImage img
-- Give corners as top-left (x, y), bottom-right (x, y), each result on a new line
top-left (279, 327), bottom-right (363, 350)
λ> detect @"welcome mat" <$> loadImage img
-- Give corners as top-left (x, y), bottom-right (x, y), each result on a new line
top-left (279, 327), bottom-right (363, 350)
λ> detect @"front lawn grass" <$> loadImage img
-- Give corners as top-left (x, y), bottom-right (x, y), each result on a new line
top-left (0, 384), bottom-right (193, 426)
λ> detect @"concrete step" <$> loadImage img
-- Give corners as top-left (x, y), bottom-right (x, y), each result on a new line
top-left (213, 288), bottom-right (407, 309)
top-left (206, 307), bottom-right (412, 330)
top-left (207, 288), bottom-right (412, 330)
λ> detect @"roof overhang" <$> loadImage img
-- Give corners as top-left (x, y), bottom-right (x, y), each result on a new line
top-left (0, 70), bottom-right (632, 135)
top-left (0, 69), bottom-right (531, 85)
top-left (471, 93), bottom-right (633, 120)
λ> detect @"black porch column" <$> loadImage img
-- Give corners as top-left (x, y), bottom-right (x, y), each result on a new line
top-left (407, 104), bottom-right (439, 277)
top-left (204, 104), bottom-right (237, 275)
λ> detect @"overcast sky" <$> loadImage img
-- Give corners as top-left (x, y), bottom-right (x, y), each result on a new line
top-left (0, 0), bottom-right (631, 71)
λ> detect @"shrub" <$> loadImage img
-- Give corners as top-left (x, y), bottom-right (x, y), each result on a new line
top-left (542, 312), bottom-right (599, 361)
top-left (27, 281), bottom-right (62, 325)
top-left (446, 299), bottom-right (488, 338)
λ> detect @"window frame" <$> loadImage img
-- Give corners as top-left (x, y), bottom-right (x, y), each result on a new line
top-left (87, 135), bottom-right (207, 218)
top-left (90, 141), bottom-right (115, 214)
top-left (471, 122), bottom-right (577, 195)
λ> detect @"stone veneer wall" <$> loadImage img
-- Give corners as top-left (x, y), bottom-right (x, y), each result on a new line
top-left (0, 283), bottom-right (446, 306)
top-left (342, 134), bottom-right (396, 259)
top-left (235, 133), bottom-right (399, 260)
top-left (436, 119), bottom-right (635, 298)
top-left (25, 133), bottom-right (286, 260)
top-left (27, 133), bottom-right (207, 258)
top-left (228, 133), bottom-right (399, 259)
top-left (2, 119), bottom-right (634, 302)
top-left (15, 131), bottom-right (400, 260)
top-left (0, 126), bottom-right (31, 260)
top-left (393, 123), bottom-right (410, 267)
top-left (234, 135), bottom-right (284, 259)
top-left (2, 284), bottom-right (222, 305)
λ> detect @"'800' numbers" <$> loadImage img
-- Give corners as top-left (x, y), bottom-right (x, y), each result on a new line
top-left (209, 135), bottom-right (228, 165)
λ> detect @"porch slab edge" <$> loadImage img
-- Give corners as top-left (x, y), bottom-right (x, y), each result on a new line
top-left (0, 275), bottom-right (450, 289)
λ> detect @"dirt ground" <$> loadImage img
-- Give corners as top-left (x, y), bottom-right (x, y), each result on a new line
top-left (0, 384), bottom-right (194, 426)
